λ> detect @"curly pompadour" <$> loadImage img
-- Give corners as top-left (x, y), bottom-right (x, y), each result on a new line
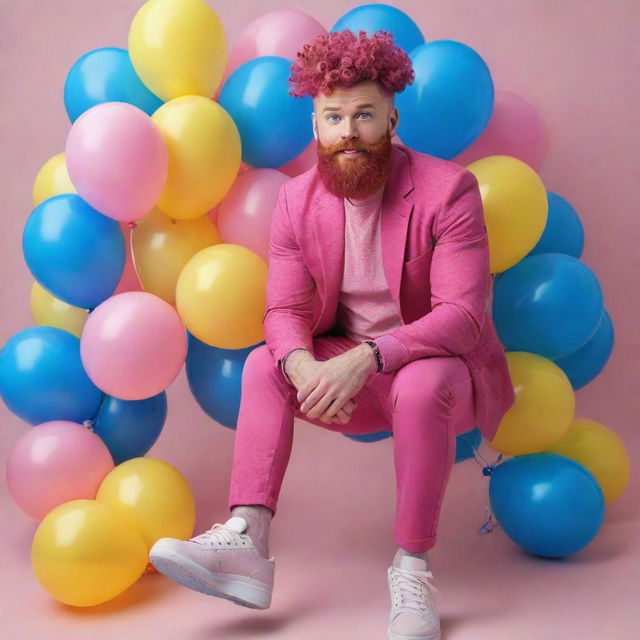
top-left (288, 29), bottom-right (414, 99)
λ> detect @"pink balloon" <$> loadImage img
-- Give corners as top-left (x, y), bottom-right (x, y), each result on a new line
top-left (80, 291), bottom-right (186, 400)
top-left (6, 421), bottom-right (114, 520)
top-left (213, 10), bottom-right (326, 100)
top-left (216, 169), bottom-right (289, 262)
top-left (113, 222), bottom-right (143, 295)
top-left (453, 90), bottom-right (549, 170)
top-left (65, 102), bottom-right (168, 222)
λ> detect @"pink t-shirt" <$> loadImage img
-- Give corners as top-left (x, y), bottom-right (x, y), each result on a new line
top-left (335, 187), bottom-right (403, 342)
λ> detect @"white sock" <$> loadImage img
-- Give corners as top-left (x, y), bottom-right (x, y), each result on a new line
top-left (393, 546), bottom-right (429, 569)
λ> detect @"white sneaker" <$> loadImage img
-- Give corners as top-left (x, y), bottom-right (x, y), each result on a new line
top-left (149, 516), bottom-right (274, 609)
top-left (387, 555), bottom-right (441, 640)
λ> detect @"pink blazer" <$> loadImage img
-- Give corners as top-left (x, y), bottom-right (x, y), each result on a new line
top-left (263, 143), bottom-right (515, 441)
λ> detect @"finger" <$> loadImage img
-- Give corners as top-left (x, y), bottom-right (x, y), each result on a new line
top-left (300, 385), bottom-right (324, 413)
top-left (331, 408), bottom-right (351, 424)
top-left (309, 393), bottom-right (336, 420)
top-left (319, 397), bottom-right (346, 422)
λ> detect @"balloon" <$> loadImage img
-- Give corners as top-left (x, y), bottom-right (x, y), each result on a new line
top-left (454, 427), bottom-right (483, 462)
top-left (65, 102), bottom-right (168, 222)
top-left (526, 191), bottom-right (585, 259)
top-left (467, 155), bottom-right (548, 273)
top-left (64, 47), bottom-right (163, 123)
top-left (132, 208), bottom-right (221, 303)
top-left (186, 332), bottom-right (258, 427)
top-left (30, 280), bottom-right (88, 338)
top-left (23, 194), bottom-right (125, 309)
top-left (215, 169), bottom-right (289, 262)
top-left (32, 152), bottom-right (76, 206)
top-left (552, 309), bottom-right (614, 390)
top-left (344, 431), bottom-right (392, 443)
top-left (128, 0), bottom-right (227, 101)
top-left (330, 4), bottom-right (424, 55)
top-left (31, 499), bottom-right (148, 606)
top-left (80, 292), bottom-right (187, 400)
top-left (151, 96), bottom-right (241, 220)
top-left (545, 418), bottom-right (630, 506)
top-left (492, 253), bottom-right (604, 358)
top-left (488, 352), bottom-right (575, 456)
top-left (215, 9), bottom-right (326, 100)
top-left (0, 326), bottom-right (102, 426)
top-left (6, 421), bottom-right (114, 520)
top-left (489, 453), bottom-right (605, 557)
top-left (113, 222), bottom-right (144, 295)
top-left (454, 90), bottom-right (549, 170)
top-left (96, 457), bottom-right (196, 550)
top-left (218, 56), bottom-right (314, 168)
top-left (92, 392), bottom-right (167, 465)
top-left (396, 40), bottom-right (494, 159)
top-left (176, 244), bottom-right (267, 348)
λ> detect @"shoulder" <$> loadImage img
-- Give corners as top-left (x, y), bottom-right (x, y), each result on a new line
top-left (400, 145), bottom-right (472, 191)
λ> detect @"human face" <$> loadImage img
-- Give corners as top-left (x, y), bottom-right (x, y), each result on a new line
top-left (311, 81), bottom-right (399, 199)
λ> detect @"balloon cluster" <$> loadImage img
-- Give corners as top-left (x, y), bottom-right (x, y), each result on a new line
top-left (0, 0), bottom-right (630, 606)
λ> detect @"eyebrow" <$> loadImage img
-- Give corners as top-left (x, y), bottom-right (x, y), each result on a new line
top-left (322, 103), bottom-right (376, 113)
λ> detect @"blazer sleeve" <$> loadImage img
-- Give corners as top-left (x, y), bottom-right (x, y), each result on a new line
top-left (372, 169), bottom-right (491, 373)
top-left (262, 183), bottom-right (317, 375)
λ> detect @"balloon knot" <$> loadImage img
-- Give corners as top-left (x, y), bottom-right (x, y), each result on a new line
top-left (127, 220), bottom-right (138, 229)
top-left (82, 419), bottom-right (95, 431)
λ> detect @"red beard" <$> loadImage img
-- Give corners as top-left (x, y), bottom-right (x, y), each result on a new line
top-left (316, 131), bottom-right (393, 199)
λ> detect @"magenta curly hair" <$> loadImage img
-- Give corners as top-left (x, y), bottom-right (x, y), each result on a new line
top-left (288, 29), bottom-right (414, 99)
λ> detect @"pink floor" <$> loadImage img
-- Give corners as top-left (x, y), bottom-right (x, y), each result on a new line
top-left (2, 372), bottom-right (638, 639)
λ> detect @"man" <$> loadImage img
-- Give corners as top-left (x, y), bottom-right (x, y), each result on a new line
top-left (150, 30), bottom-right (515, 640)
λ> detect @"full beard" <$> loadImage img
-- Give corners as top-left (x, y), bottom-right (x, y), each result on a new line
top-left (316, 130), bottom-right (393, 200)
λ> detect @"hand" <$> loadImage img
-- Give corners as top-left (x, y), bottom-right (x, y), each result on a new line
top-left (287, 354), bottom-right (358, 425)
top-left (297, 343), bottom-right (377, 423)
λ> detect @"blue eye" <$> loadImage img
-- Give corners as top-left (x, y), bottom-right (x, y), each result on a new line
top-left (327, 112), bottom-right (372, 122)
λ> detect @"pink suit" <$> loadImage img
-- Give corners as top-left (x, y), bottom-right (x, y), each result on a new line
top-left (228, 144), bottom-right (516, 551)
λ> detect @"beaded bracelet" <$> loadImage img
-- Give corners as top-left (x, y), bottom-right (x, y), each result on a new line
top-left (363, 340), bottom-right (383, 373)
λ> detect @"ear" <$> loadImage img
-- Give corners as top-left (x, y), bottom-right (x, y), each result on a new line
top-left (311, 112), bottom-right (318, 141)
top-left (388, 107), bottom-right (399, 138)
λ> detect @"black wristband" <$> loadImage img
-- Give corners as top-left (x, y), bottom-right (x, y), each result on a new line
top-left (363, 340), bottom-right (383, 373)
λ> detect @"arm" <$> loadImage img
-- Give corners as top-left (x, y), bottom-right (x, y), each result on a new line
top-left (262, 183), bottom-right (317, 376)
top-left (373, 169), bottom-right (491, 373)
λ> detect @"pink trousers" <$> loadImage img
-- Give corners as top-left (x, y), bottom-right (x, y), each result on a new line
top-left (228, 334), bottom-right (476, 552)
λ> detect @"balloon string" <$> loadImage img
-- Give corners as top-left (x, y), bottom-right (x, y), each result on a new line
top-left (126, 220), bottom-right (143, 287)
top-left (471, 443), bottom-right (504, 536)
top-left (84, 393), bottom-right (107, 429)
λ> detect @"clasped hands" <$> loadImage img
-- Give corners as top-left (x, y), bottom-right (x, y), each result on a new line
top-left (286, 343), bottom-right (378, 425)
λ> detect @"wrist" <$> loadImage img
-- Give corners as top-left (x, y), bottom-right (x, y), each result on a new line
top-left (359, 341), bottom-right (380, 374)
top-left (285, 349), bottom-right (314, 377)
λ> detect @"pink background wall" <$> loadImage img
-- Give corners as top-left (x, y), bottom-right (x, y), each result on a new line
top-left (1, 1), bottom-right (638, 638)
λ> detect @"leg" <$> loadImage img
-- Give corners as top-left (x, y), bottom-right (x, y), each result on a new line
top-left (227, 335), bottom-right (390, 524)
top-left (380, 356), bottom-right (476, 553)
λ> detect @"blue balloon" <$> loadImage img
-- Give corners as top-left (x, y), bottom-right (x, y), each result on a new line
top-left (454, 427), bottom-right (482, 462)
top-left (0, 326), bottom-right (103, 426)
top-left (526, 191), bottom-right (585, 259)
top-left (218, 56), bottom-right (314, 167)
top-left (396, 40), bottom-right (494, 158)
top-left (492, 253), bottom-right (604, 359)
top-left (23, 194), bottom-right (125, 310)
top-left (91, 392), bottom-right (167, 464)
top-left (330, 4), bottom-right (424, 55)
top-left (186, 332), bottom-right (257, 428)
top-left (64, 47), bottom-right (163, 123)
top-left (552, 308), bottom-right (614, 390)
top-left (344, 430), bottom-right (392, 443)
top-left (489, 453), bottom-right (605, 557)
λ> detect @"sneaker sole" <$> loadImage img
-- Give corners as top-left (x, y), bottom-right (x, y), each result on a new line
top-left (149, 544), bottom-right (272, 610)
top-left (387, 627), bottom-right (441, 640)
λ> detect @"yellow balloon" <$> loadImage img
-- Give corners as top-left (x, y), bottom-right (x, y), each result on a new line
top-left (128, 0), bottom-right (227, 101)
top-left (487, 351), bottom-right (575, 455)
top-left (176, 243), bottom-right (267, 348)
top-left (31, 499), bottom-right (148, 607)
top-left (132, 208), bottom-right (221, 304)
top-left (151, 95), bottom-right (241, 220)
top-left (32, 152), bottom-right (76, 206)
top-left (30, 281), bottom-right (88, 338)
top-left (96, 457), bottom-right (196, 551)
top-left (545, 418), bottom-right (631, 506)
top-left (466, 155), bottom-right (548, 274)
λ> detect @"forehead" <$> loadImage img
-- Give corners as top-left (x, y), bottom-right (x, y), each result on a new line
top-left (313, 81), bottom-right (391, 111)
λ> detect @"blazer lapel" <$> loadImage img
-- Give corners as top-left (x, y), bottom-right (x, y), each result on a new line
top-left (311, 144), bottom-right (415, 327)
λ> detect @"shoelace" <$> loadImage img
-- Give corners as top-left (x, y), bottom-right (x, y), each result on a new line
top-left (191, 523), bottom-right (246, 547)
top-left (389, 567), bottom-right (439, 615)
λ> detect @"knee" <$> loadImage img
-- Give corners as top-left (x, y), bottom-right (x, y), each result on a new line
top-left (243, 344), bottom-right (277, 379)
top-left (391, 358), bottom-right (456, 411)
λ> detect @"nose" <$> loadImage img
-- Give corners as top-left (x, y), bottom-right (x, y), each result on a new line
top-left (341, 118), bottom-right (359, 141)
